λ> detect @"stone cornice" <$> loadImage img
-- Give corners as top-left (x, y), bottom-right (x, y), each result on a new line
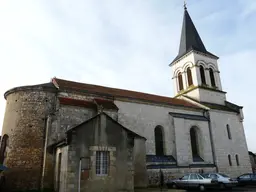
top-left (4, 83), bottom-right (57, 100)
top-left (175, 85), bottom-right (226, 97)
top-left (170, 50), bottom-right (219, 66)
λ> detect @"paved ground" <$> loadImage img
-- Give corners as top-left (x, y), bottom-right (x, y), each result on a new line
top-left (135, 186), bottom-right (256, 192)
top-left (210, 186), bottom-right (256, 192)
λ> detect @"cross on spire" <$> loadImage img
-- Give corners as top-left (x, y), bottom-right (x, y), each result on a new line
top-left (184, 0), bottom-right (187, 10)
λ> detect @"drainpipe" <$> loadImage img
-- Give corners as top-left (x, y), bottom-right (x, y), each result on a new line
top-left (78, 158), bottom-right (82, 192)
top-left (203, 110), bottom-right (218, 173)
top-left (41, 115), bottom-right (52, 189)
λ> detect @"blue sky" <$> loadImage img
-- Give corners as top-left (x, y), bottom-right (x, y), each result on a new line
top-left (0, 0), bottom-right (256, 152)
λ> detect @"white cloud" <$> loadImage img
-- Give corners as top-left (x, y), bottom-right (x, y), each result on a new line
top-left (0, 0), bottom-right (255, 152)
top-left (238, 0), bottom-right (256, 19)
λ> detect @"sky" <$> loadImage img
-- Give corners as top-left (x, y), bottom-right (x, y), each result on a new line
top-left (0, 0), bottom-right (256, 152)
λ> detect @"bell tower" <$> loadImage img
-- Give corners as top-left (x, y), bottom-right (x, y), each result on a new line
top-left (170, 5), bottom-right (226, 105)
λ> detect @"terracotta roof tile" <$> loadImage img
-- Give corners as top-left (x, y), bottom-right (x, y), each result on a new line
top-left (53, 78), bottom-right (200, 109)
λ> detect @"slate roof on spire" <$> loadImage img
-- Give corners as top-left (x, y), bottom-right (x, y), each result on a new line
top-left (171, 7), bottom-right (218, 64)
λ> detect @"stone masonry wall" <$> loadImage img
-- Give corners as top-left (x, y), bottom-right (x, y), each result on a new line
top-left (48, 91), bottom-right (112, 145)
top-left (115, 99), bottom-right (204, 157)
top-left (2, 83), bottom-right (251, 191)
top-left (1, 89), bottom-right (56, 191)
top-left (210, 110), bottom-right (252, 177)
top-left (55, 146), bottom-right (69, 192)
top-left (133, 138), bottom-right (147, 188)
top-left (48, 104), bottom-right (95, 145)
top-left (61, 113), bottom-right (137, 192)
top-left (173, 117), bottom-right (213, 166)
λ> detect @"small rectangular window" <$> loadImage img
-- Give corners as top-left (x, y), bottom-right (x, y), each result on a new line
top-left (228, 155), bottom-right (232, 166)
top-left (96, 151), bottom-right (110, 176)
top-left (226, 124), bottom-right (232, 140)
top-left (236, 155), bottom-right (240, 166)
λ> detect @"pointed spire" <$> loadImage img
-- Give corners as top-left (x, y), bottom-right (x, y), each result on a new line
top-left (178, 6), bottom-right (207, 56)
top-left (171, 5), bottom-right (218, 63)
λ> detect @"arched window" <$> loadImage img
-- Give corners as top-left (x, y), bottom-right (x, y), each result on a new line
top-left (235, 154), bottom-right (240, 166)
top-left (209, 68), bottom-right (216, 87)
top-left (0, 134), bottom-right (9, 164)
top-left (154, 126), bottom-right (164, 156)
top-left (190, 127), bottom-right (200, 160)
top-left (227, 124), bottom-right (232, 140)
top-left (199, 65), bottom-right (206, 85)
top-left (178, 72), bottom-right (184, 91)
top-left (228, 154), bottom-right (232, 166)
top-left (187, 67), bottom-right (193, 86)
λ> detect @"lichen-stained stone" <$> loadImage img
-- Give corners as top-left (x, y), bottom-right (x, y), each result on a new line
top-left (2, 84), bottom-right (56, 191)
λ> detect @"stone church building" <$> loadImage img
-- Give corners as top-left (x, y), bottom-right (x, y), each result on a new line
top-left (0, 6), bottom-right (252, 192)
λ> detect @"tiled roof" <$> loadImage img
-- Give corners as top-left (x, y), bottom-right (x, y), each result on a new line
top-left (201, 101), bottom-right (241, 113)
top-left (249, 151), bottom-right (256, 157)
top-left (182, 95), bottom-right (242, 113)
top-left (52, 78), bottom-right (200, 109)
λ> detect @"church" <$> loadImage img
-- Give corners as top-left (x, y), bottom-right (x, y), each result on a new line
top-left (0, 5), bottom-right (252, 192)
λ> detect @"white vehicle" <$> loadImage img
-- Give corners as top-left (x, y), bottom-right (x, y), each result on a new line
top-left (166, 173), bottom-right (218, 191)
top-left (202, 173), bottom-right (238, 189)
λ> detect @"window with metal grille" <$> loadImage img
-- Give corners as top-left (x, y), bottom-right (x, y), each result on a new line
top-left (96, 151), bottom-right (109, 176)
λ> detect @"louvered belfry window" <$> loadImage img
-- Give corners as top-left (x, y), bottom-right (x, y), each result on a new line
top-left (187, 67), bottom-right (193, 86)
top-left (178, 72), bottom-right (184, 91)
top-left (209, 68), bottom-right (216, 87)
top-left (200, 66), bottom-right (206, 85)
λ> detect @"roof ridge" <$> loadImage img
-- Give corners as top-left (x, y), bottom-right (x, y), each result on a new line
top-left (54, 77), bottom-right (178, 100)
top-left (53, 77), bottom-right (201, 109)
top-left (66, 112), bottom-right (146, 139)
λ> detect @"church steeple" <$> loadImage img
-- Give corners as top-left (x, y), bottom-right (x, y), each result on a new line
top-left (170, 5), bottom-right (226, 105)
top-left (172, 6), bottom-right (218, 63)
